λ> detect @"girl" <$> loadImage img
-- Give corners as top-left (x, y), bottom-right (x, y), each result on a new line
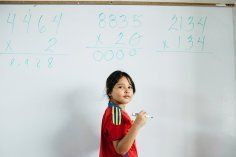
top-left (99, 70), bottom-right (147, 157)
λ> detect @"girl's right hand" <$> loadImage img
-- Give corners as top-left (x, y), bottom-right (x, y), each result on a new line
top-left (133, 110), bottom-right (147, 129)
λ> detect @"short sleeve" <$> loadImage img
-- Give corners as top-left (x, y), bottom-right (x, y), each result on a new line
top-left (106, 107), bottom-right (129, 141)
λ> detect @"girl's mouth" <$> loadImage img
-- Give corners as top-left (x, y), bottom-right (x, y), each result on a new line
top-left (124, 96), bottom-right (130, 99)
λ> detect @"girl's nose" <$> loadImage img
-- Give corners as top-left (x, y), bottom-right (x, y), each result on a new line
top-left (125, 88), bottom-right (131, 93)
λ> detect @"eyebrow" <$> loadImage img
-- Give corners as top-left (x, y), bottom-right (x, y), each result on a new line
top-left (116, 83), bottom-right (131, 86)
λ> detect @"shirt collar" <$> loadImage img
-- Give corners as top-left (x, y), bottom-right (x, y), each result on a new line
top-left (108, 102), bottom-right (124, 110)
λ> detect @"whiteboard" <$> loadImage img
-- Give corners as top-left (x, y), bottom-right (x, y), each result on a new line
top-left (0, 5), bottom-right (235, 157)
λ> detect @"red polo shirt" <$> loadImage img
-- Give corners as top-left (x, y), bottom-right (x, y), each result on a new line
top-left (99, 102), bottom-right (138, 157)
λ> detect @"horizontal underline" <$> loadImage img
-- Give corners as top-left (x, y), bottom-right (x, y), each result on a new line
top-left (86, 46), bottom-right (141, 49)
top-left (0, 52), bottom-right (70, 55)
top-left (156, 50), bottom-right (211, 54)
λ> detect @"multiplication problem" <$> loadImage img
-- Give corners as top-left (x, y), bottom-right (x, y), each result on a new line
top-left (88, 12), bottom-right (143, 62)
top-left (158, 15), bottom-right (208, 53)
top-left (1, 8), bottom-right (64, 69)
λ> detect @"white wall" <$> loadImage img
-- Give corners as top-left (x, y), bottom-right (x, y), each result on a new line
top-left (234, 7), bottom-right (236, 80)
top-left (0, 4), bottom-right (235, 157)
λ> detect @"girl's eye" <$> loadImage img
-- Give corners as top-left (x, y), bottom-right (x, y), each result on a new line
top-left (128, 86), bottom-right (133, 89)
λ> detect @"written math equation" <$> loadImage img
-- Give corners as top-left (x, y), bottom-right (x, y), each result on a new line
top-left (86, 13), bottom-right (143, 62)
top-left (0, 9), bottom-right (65, 69)
top-left (157, 15), bottom-right (208, 54)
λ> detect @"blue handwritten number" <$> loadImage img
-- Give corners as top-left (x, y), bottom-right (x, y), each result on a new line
top-left (109, 14), bottom-right (117, 28)
top-left (119, 15), bottom-right (128, 28)
top-left (23, 9), bottom-right (31, 33)
top-left (24, 58), bottom-right (29, 66)
top-left (129, 33), bottom-right (142, 46)
top-left (48, 57), bottom-right (54, 68)
top-left (116, 49), bottom-right (124, 60)
top-left (178, 35), bottom-right (181, 48)
top-left (36, 58), bottom-right (41, 68)
top-left (7, 12), bottom-right (16, 33)
top-left (198, 16), bottom-right (207, 33)
top-left (188, 35), bottom-right (193, 49)
top-left (198, 36), bottom-right (205, 50)
top-left (93, 50), bottom-right (103, 62)
top-left (129, 49), bottom-right (137, 56)
top-left (53, 13), bottom-right (62, 33)
top-left (168, 15), bottom-right (178, 31)
top-left (38, 15), bottom-right (46, 33)
top-left (98, 13), bottom-right (106, 28)
top-left (45, 37), bottom-right (57, 52)
top-left (115, 32), bottom-right (124, 45)
top-left (133, 15), bottom-right (142, 27)
top-left (105, 50), bottom-right (114, 61)
top-left (187, 16), bottom-right (194, 32)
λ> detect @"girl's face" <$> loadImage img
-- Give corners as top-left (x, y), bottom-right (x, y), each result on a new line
top-left (109, 76), bottom-right (134, 105)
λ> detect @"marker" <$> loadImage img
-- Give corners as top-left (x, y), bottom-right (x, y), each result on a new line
top-left (215, 3), bottom-right (226, 7)
top-left (132, 113), bottom-right (154, 118)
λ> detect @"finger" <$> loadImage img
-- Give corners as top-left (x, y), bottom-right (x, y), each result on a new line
top-left (141, 111), bottom-right (147, 116)
top-left (139, 110), bottom-right (146, 114)
top-left (142, 113), bottom-right (147, 118)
